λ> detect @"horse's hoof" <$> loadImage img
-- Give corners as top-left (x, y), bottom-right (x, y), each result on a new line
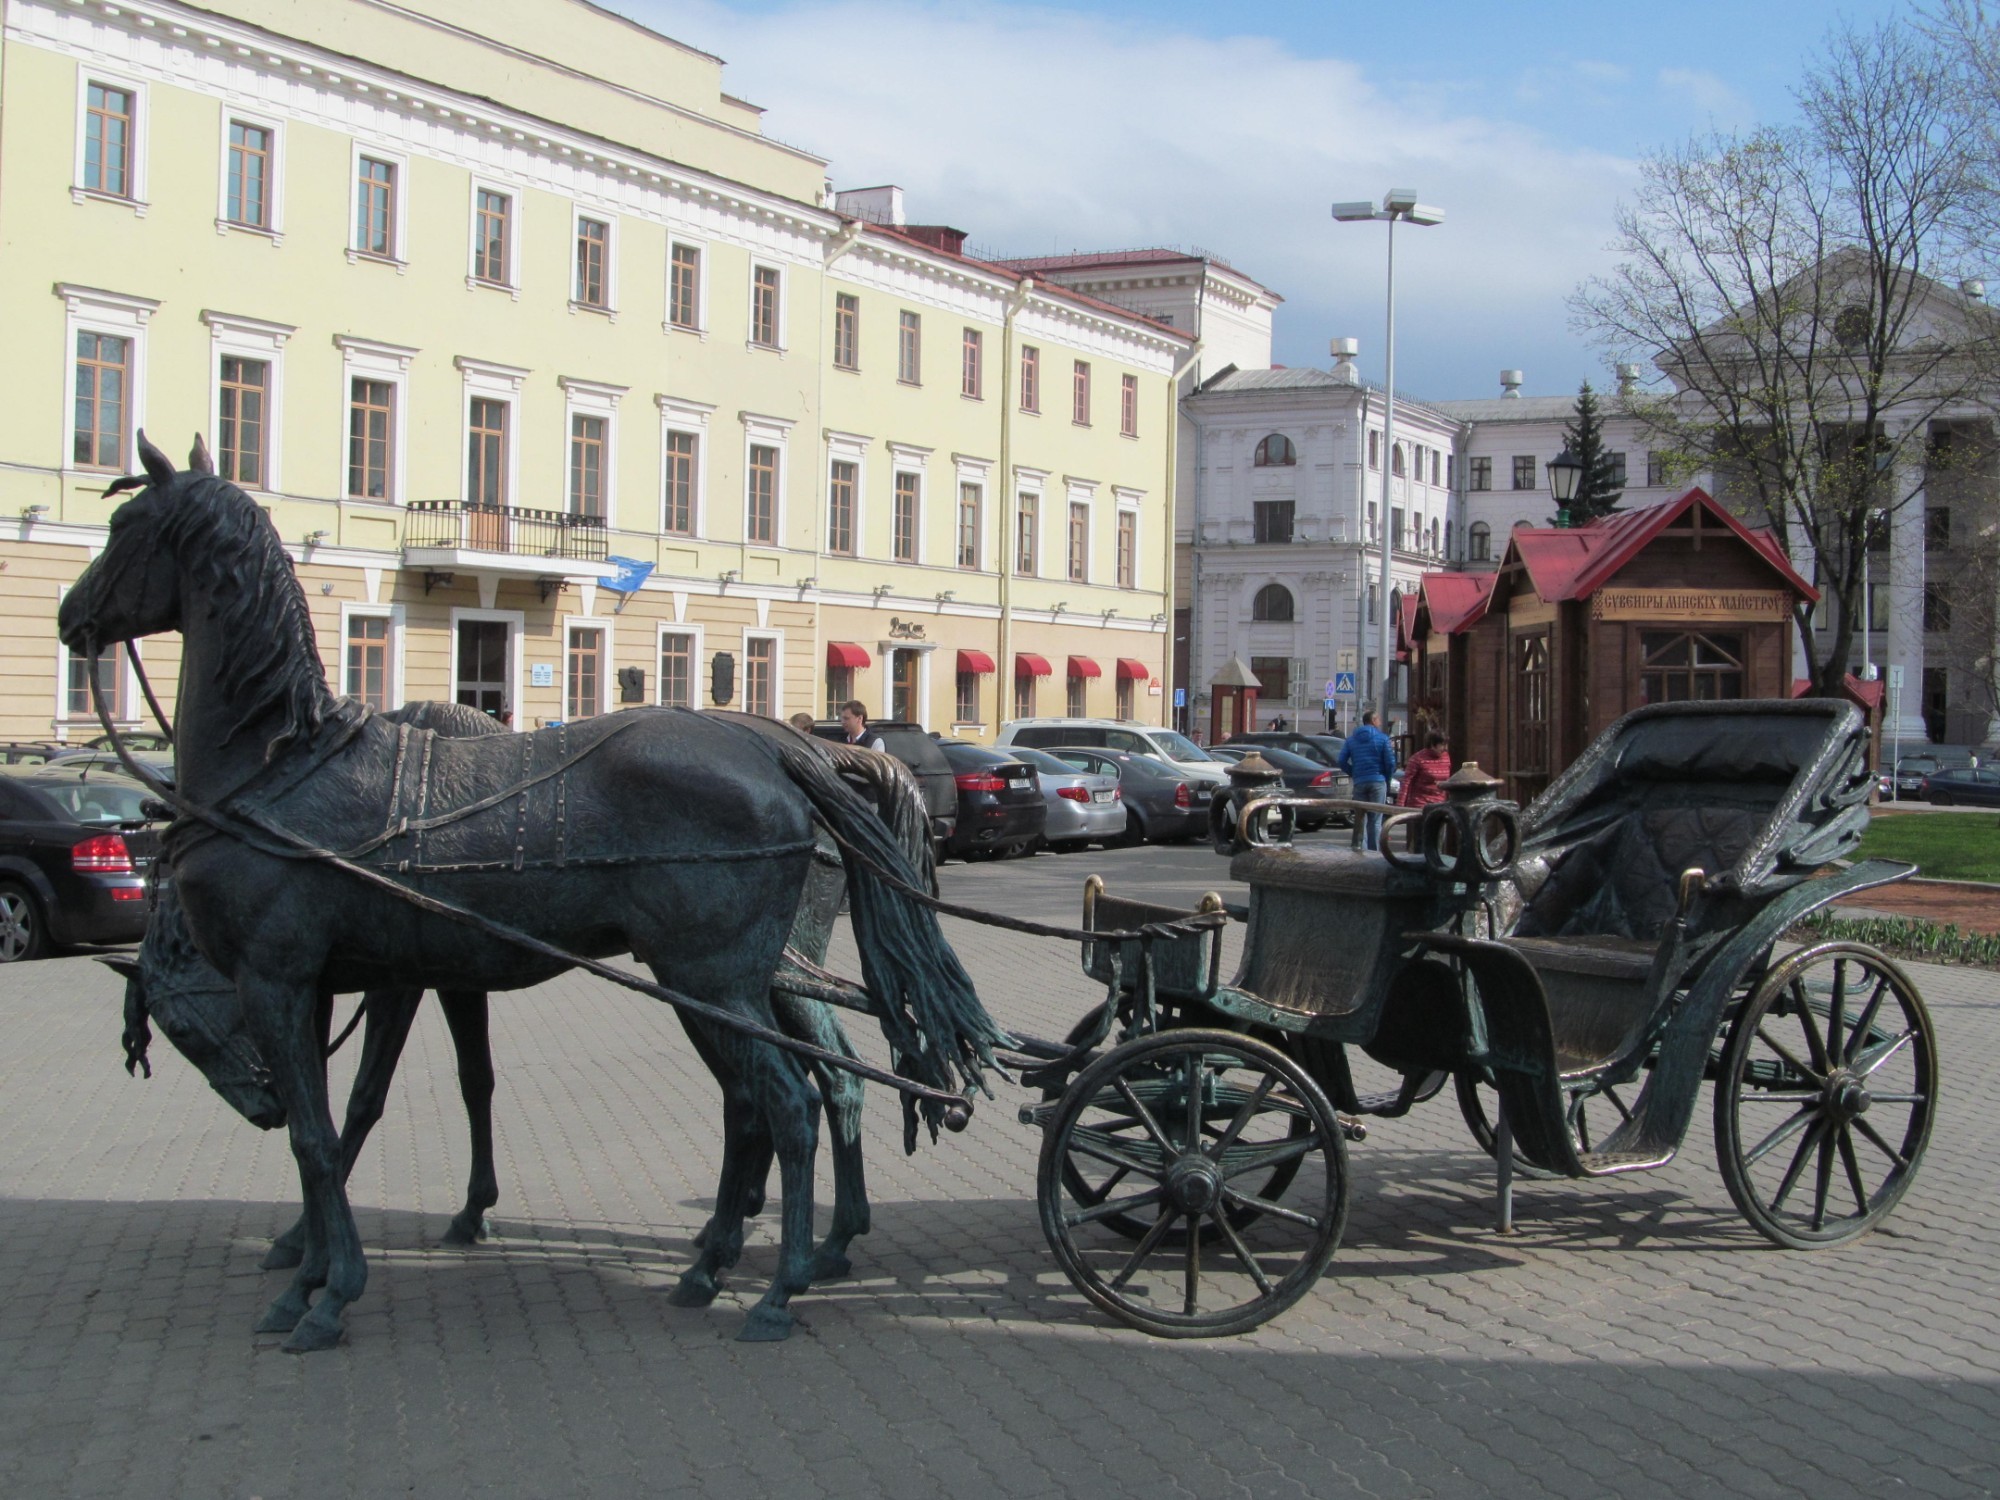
top-left (736, 1305), bottom-right (794, 1342)
top-left (809, 1250), bottom-right (852, 1283)
top-left (282, 1311), bottom-right (344, 1354)
top-left (260, 1241), bottom-right (304, 1271)
top-left (666, 1272), bottom-right (720, 1308)
top-left (254, 1295), bottom-right (309, 1335)
top-left (441, 1210), bottom-right (488, 1247)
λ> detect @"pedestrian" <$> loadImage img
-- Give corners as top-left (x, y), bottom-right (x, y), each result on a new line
top-left (838, 699), bottom-right (886, 752)
top-left (1398, 731), bottom-right (1452, 810)
top-left (1337, 709), bottom-right (1398, 852)
top-left (788, 711), bottom-right (816, 736)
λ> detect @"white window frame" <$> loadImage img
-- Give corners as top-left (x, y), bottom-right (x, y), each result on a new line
top-left (656, 394), bottom-right (713, 538)
top-left (825, 430), bottom-right (870, 557)
top-left (1113, 487), bottom-right (1144, 591)
top-left (747, 259), bottom-right (786, 352)
top-left (347, 142), bottom-right (408, 267)
top-left (335, 335), bottom-right (416, 505)
top-left (560, 377), bottom-right (626, 521)
top-left (743, 628), bottom-right (784, 718)
top-left (1065, 479), bottom-right (1097, 584)
top-left (665, 235), bottom-right (708, 336)
top-left (215, 108), bottom-right (285, 241)
top-left (656, 621), bottom-right (706, 709)
top-left (954, 454), bottom-right (992, 573)
top-left (1013, 465), bottom-right (1048, 579)
top-left (466, 177), bottom-right (522, 296)
top-left (338, 601), bottom-right (407, 710)
top-left (203, 310), bottom-right (294, 492)
top-left (741, 411), bottom-right (795, 546)
top-left (562, 615), bottom-right (615, 721)
top-left (887, 441), bottom-right (934, 565)
top-left (72, 69), bottom-right (149, 213)
top-left (448, 606), bottom-right (526, 726)
top-left (456, 356), bottom-right (529, 508)
top-left (58, 284), bottom-right (156, 475)
top-left (569, 205), bottom-right (619, 318)
top-left (51, 603), bottom-right (140, 738)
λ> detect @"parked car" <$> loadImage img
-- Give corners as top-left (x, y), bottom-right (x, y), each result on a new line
top-left (1891, 754), bottom-right (1958, 798)
top-left (0, 764), bottom-right (165, 961)
top-left (1222, 730), bottom-right (1348, 768)
top-left (0, 742), bottom-right (68, 766)
top-left (1206, 743), bottom-right (1348, 831)
top-left (936, 742), bottom-right (1046, 858)
top-left (809, 720), bottom-right (957, 858)
top-left (1009, 747), bottom-right (1125, 850)
top-left (1919, 766), bottom-right (2000, 806)
top-left (996, 718), bottom-right (1231, 790)
top-left (1042, 747), bottom-right (1213, 845)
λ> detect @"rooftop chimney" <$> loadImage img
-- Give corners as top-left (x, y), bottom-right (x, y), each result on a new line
top-left (900, 225), bottom-right (969, 257)
top-left (1616, 362), bottom-right (1642, 394)
top-left (833, 185), bottom-right (905, 227)
top-left (1329, 337), bottom-right (1360, 386)
top-left (1963, 278), bottom-right (1988, 302)
top-left (1500, 369), bottom-right (1524, 399)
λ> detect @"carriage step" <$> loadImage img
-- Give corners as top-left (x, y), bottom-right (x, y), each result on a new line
top-left (1576, 1148), bottom-right (1673, 1176)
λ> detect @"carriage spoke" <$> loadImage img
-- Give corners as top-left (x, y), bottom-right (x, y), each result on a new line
top-left (1220, 1187), bottom-right (1322, 1230)
top-left (1108, 1205), bottom-right (1179, 1291)
top-left (1810, 1129), bottom-right (1835, 1231)
top-left (1837, 1129), bottom-right (1872, 1217)
top-left (1826, 959), bottom-right (1848, 1067)
top-left (1207, 1074), bottom-right (1279, 1159)
top-left (1066, 1130), bottom-right (1166, 1182)
top-left (1865, 1092), bottom-right (1928, 1105)
top-left (1065, 1185), bottom-right (1166, 1230)
top-left (1852, 1029), bottom-right (1917, 1078)
top-left (1744, 1105), bottom-right (1818, 1166)
top-left (1183, 1056), bottom-right (1205, 1153)
top-left (1852, 1115), bottom-right (1913, 1170)
top-left (1210, 1206), bottom-right (1275, 1297)
top-left (1790, 977), bottom-right (1831, 1075)
top-left (1069, 1162), bottom-right (1133, 1208)
top-left (1769, 1118), bottom-right (1829, 1213)
top-left (1844, 979), bottom-right (1889, 1067)
top-left (1112, 1077), bottom-right (1177, 1156)
top-left (1217, 1133), bottom-right (1319, 1181)
top-left (1754, 1025), bottom-right (1824, 1087)
top-left (1183, 1215), bottom-right (1201, 1316)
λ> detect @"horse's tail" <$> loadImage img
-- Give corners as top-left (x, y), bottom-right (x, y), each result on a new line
top-left (814, 739), bottom-right (937, 893)
top-left (759, 732), bottom-right (1009, 1145)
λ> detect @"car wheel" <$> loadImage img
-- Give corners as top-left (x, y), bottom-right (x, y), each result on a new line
top-left (1116, 811), bottom-right (1148, 848)
top-left (1049, 839), bottom-right (1086, 854)
top-left (0, 881), bottom-right (47, 963)
top-left (1930, 791), bottom-right (1952, 806)
top-left (1298, 818), bottom-right (1328, 833)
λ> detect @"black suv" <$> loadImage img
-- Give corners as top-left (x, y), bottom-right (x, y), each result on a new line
top-left (809, 721), bottom-right (958, 858)
top-left (0, 764), bottom-right (164, 961)
top-left (1222, 730), bottom-right (1348, 767)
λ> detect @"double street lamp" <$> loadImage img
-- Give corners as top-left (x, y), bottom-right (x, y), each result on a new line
top-left (1334, 190), bottom-right (1444, 723)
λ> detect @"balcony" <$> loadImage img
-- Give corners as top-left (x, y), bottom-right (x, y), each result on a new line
top-left (402, 500), bottom-right (619, 582)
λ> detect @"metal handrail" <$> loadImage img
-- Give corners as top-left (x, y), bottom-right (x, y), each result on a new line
top-left (403, 499), bottom-right (609, 562)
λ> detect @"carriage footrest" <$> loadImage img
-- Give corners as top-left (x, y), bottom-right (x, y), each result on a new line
top-left (1575, 1148), bottom-right (1673, 1177)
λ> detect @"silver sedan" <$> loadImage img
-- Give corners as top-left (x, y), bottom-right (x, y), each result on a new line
top-left (1012, 747), bottom-right (1126, 850)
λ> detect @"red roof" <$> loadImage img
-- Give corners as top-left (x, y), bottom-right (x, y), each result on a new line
top-left (1417, 572), bottom-right (1498, 635)
top-left (1503, 488), bottom-right (1817, 604)
top-left (826, 641), bottom-right (872, 669)
top-left (1115, 657), bottom-right (1151, 681)
top-left (1015, 652), bottom-right (1052, 677)
top-left (956, 648), bottom-right (996, 674)
top-left (1067, 655), bottom-right (1102, 679)
top-left (1395, 593), bottom-right (1421, 657)
top-left (1794, 674), bottom-right (1886, 712)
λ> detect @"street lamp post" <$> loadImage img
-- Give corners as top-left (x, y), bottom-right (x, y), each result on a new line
top-left (1334, 189), bottom-right (1444, 725)
top-left (1547, 447), bottom-right (1583, 528)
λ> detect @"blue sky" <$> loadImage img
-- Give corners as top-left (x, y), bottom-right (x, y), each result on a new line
top-left (614, 0), bottom-right (1918, 399)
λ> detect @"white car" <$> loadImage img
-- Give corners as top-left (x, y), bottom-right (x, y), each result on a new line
top-left (996, 717), bottom-right (1231, 789)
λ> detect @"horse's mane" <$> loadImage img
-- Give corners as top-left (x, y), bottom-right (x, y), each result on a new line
top-left (156, 469), bottom-right (339, 758)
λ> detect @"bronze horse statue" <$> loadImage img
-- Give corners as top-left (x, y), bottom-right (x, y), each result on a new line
top-left (62, 434), bottom-right (1005, 1349)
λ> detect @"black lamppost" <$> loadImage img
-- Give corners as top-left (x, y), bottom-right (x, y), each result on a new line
top-left (1547, 447), bottom-right (1584, 528)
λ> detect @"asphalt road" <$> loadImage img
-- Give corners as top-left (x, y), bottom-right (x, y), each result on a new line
top-left (1, 832), bottom-right (1997, 1499)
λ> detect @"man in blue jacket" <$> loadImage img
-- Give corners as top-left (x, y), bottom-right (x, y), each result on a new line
top-left (1338, 710), bottom-right (1398, 852)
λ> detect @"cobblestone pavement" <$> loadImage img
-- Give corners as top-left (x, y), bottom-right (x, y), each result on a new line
top-left (2, 835), bottom-right (1998, 1499)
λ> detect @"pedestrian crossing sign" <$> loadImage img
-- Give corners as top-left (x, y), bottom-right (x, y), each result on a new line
top-left (1333, 672), bottom-right (1357, 696)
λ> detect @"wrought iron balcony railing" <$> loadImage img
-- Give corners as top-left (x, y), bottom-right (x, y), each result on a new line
top-left (404, 500), bottom-right (609, 562)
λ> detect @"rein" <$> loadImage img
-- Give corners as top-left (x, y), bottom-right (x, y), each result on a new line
top-left (129, 642), bottom-right (174, 746)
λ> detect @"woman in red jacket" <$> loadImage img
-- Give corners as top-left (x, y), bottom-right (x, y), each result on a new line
top-left (1399, 731), bottom-right (1452, 809)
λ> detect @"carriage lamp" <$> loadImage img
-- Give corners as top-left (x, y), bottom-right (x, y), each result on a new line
top-left (1547, 448), bottom-right (1584, 528)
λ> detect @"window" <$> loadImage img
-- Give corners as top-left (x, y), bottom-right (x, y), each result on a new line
top-left (1366, 582), bottom-right (1379, 625)
top-left (746, 444), bottom-right (778, 543)
top-left (1021, 346), bottom-right (1040, 412)
top-left (1255, 433), bottom-right (1296, 467)
top-left (356, 156), bottom-right (396, 257)
top-left (569, 414), bottom-right (606, 517)
top-left (1116, 676), bottom-right (1135, 720)
top-left (1015, 671), bottom-right (1035, 720)
top-left (1469, 521), bottom-right (1492, 561)
top-left (668, 243), bottom-right (702, 330)
top-left (1072, 360), bottom-right (1091, 425)
top-left (889, 649), bottom-right (919, 724)
top-left (65, 639), bottom-right (126, 723)
top-left (345, 613), bottom-right (393, 711)
top-left (217, 357), bottom-right (269, 488)
top-left (1067, 501), bottom-right (1088, 582)
top-left (825, 664), bottom-right (854, 720)
top-left (751, 265), bottom-right (781, 348)
top-left (1925, 583), bottom-right (1952, 633)
top-left (1121, 374), bottom-right (1139, 437)
top-left (962, 328), bottom-right (983, 398)
top-left (957, 483), bottom-right (981, 569)
top-left (828, 460), bottom-right (857, 555)
top-left (1512, 455), bottom-right (1536, 490)
top-left (1639, 631), bottom-right (1744, 704)
top-left (1646, 451), bottom-right (1668, 487)
top-left (1392, 508), bottom-right (1406, 550)
top-left (84, 83), bottom-right (134, 198)
top-left (1392, 444), bottom-right (1406, 478)
top-left (1366, 502), bottom-right (1378, 541)
top-left (73, 332), bottom-right (129, 471)
top-left (1252, 584), bottom-right (1294, 622)
top-left (468, 398), bottom-right (509, 507)
top-left (661, 429), bottom-right (698, 536)
top-left (1253, 500), bottom-right (1294, 544)
top-left (1249, 656), bottom-right (1291, 705)
top-left (898, 311), bottom-right (921, 383)
top-left (1470, 456), bottom-right (1492, 491)
top-left (567, 626), bottom-right (605, 719)
top-left (893, 472), bottom-right (919, 562)
top-left (1368, 430), bottom-right (1380, 469)
top-left (955, 671), bottom-right (979, 724)
top-left (1607, 451), bottom-right (1627, 488)
top-left (659, 631), bottom-right (695, 708)
top-left (745, 637), bottom-right (776, 717)
top-left (347, 378), bottom-right (394, 500)
top-left (473, 189), bottom-right (511, 284)
top-left (1067, 674), bottom-right (1088, 718)
top-left (833, 294), bottom-right (859, 370)
top-left (1514, 632), bottom-right (1552, 778)
top-left (226, 121), bottom-right (272, 228)
top-left (1432, 450), bottom-right (1442, 486)
top-left (1116, 509), bottom-right (1136, 588)
top-left (1016, 492), bottom-right (1038, 574)
top-left (1927, 507), bottom-right (1951, 551)
top-left (575, 217), bottom-right (609, 308)
top-left (1446, 454), bottom-right (1455, 489)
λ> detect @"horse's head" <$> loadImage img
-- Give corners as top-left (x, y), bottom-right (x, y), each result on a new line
top-left (58, 433), bottom-right (207, 652)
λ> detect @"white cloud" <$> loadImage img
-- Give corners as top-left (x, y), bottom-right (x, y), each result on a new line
top-left (611, 0), bottom-right (1643, 395)
top-left (1657, 66), bottom-right (1756, 130)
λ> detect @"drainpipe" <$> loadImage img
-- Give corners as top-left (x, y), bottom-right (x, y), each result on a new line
top-left (997, 276), bottom-right (1034, 725)
top-left (1164, 338), bottom-right (1205, 731)
top-left (815, 218), bottom-right (866, 704)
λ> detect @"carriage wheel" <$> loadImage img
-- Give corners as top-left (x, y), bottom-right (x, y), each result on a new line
top-left (1454, 1071), bottom-right (1633, 1178)
top-left (1715, 942), bottom-right (1936, 1249)
top-left (1037, 1029), bottom-right (1347, 1337)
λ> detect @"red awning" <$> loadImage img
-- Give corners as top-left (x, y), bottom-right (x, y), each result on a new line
top-left (826, 641), bottom-right (872, 669)
top-left (1015, 652), bottom-right (1052, 678)
top-left (1115, 657), bottom-right (1150, 681)
top-left (956, 648), bottom-right (996, 674)
top-left (1067, 655), bottom-right (1102, 679)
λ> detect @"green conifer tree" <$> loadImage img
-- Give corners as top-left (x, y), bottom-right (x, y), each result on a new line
top-left (1559, 381), bottom-right (1625, 523)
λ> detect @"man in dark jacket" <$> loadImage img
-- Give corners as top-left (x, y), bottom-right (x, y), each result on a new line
top-left (1337, 711), bottom-right (1398, 852)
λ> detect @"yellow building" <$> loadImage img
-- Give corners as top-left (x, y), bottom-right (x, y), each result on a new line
top-left (0, 0), bottom-right (1187, 743)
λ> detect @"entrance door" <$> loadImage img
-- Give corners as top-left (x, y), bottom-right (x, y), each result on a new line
top-left (890, 649), bottom-right (920, 725)
top-left (456, 620), bottom-right (509, 716)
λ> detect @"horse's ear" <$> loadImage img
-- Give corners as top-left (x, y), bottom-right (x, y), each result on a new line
top-left (136, 431), bottom-right (176, 489)
top-left (188, 436), bottom-right (215, 474)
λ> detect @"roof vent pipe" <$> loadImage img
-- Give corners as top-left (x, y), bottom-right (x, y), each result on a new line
top-left (1963, 278), bottom-right (1987, 301)
top-left (1500, 369), bottom-right (1524, 398)
top-left (1615, 363), bottom-right (1642, 394)
top-left (1329, 336), bottom-right (1360, 386)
